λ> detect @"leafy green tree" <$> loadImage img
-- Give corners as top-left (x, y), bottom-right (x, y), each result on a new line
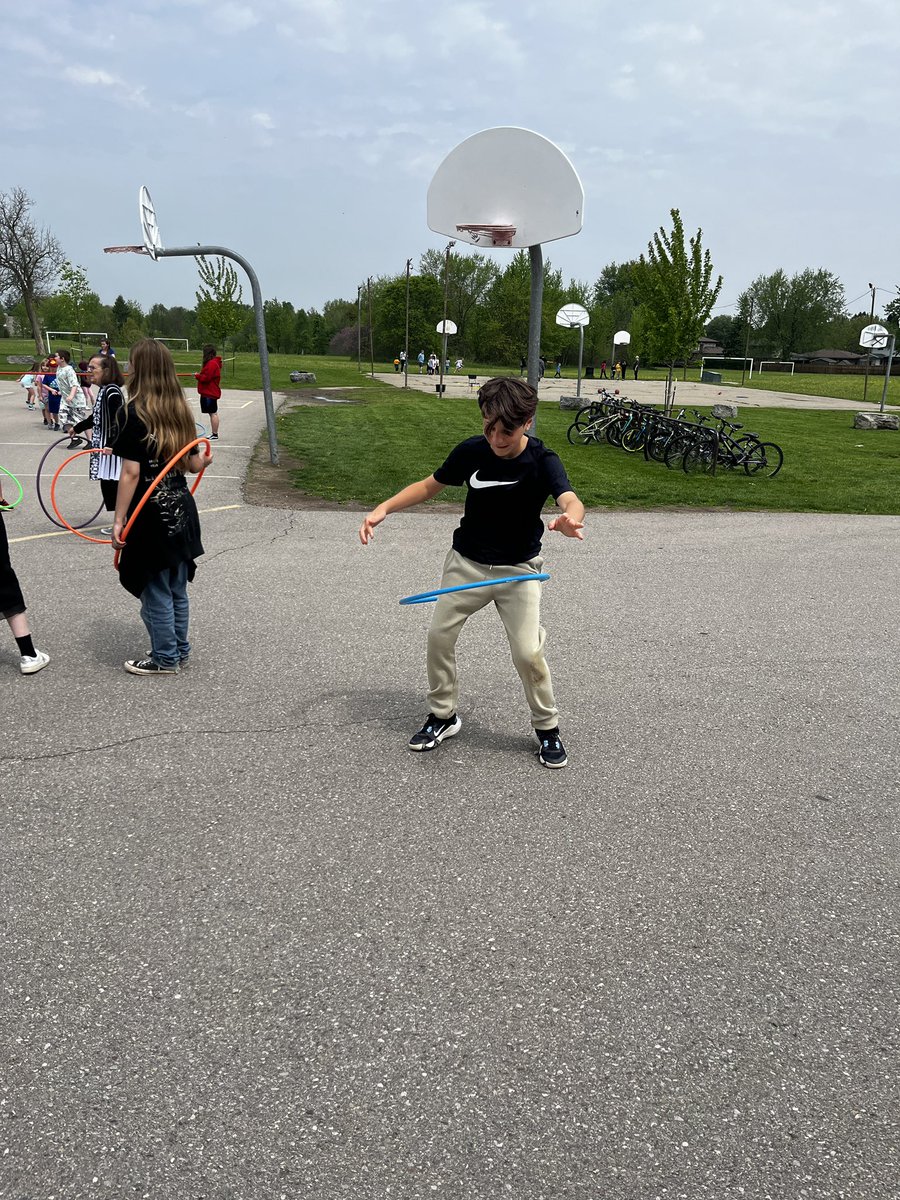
top-left (264, 298), bottom-right (298, 354)
top-left (0, 187), bottom-right (65, 355)
top-left (56, 261), bottom-right (96, 353)
top-left (372, 273), bottom-right (444, 361)
top-left (705, 314), bottom-right (745, 357)
top-left (112, 294), bottom-right (130, 334)
top-left (882, 290), bottom-right (900, 327)
top-left (419, 249), bottom-right (498, 355)
top-left (637, 209), bottom-right (723, 408)
top-left (738, 268), bottom-right (845, 358)
top-left (195, 255), bottom-right (246, 359)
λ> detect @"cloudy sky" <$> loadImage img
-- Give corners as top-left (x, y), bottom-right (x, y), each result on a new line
top-left (4, 0), bottom-right (899, 320)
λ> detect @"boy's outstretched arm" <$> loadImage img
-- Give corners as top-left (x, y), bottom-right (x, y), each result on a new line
top-left (359, 475), bottom-right (445, 544)
top-left (548, 490), bottom-right (586, 540)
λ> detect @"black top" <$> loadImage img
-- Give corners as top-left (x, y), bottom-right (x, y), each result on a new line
top-left (433, 434), bottom-right (572, 565)
top-left (110, 409), bottom-right (204, 598)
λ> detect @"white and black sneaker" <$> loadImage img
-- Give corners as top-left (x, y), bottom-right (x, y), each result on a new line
top-left (19, 649), bottom-right (50, 675)
top-left (535, 728), bottom-right (568, 769)
top-left (408, 712), bottom-right (461, 752)
top-left (124, 657), bottom-right (179, 676)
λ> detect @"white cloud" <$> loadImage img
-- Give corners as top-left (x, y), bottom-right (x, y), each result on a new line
top-left (63, 65), bottom-right (148, 107)
top-left (219, 2), bottom-right (260, 32)
top-left (252, 112), bottom-right (276, 130)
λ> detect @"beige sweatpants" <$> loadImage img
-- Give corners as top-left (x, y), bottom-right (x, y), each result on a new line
top-left (426, 548), bottom-right (559, 730)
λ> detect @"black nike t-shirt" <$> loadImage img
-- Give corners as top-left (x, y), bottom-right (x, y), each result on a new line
top-left (433, 434), bottom-right (572, 565)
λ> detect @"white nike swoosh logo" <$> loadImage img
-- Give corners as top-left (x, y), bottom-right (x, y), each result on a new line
top-left (469, 471), bottom-right (518, 490)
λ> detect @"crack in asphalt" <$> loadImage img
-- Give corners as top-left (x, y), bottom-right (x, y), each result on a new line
top-left (0, 708), bottom-right (420, 766)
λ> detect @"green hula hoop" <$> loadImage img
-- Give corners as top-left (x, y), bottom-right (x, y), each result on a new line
top-left (0, 464), bottom-right (24, 510)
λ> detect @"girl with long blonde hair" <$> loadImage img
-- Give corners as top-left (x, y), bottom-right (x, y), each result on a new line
top-left (110, 339), bottom-right (213, 675)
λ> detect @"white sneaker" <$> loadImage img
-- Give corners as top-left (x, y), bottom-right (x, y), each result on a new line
top-left (19, 649), bottom-right (50, 675)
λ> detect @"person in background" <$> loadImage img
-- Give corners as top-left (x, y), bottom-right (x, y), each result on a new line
top-left (78, 356), bottom-right (93, 404)
top-left (554, 357), bottom-right (562, 378)
top-left (195, 343), bottom-right (222, 440)
top-left (599, 360), bottom-right (608, 379)
top-left (633, 355), bottom-right (640, 380)
top-left (56, 349), bottom-right (91, 447)
top-left (42, 355), bottom-right (61, 431)
top-left (417, 350), bottom-right (425, 374)
top-left (98, 338), bottom-right (115, 357)
top-left (71, 354), bottom-right (127, 536)
top-left (19, 362), bottom-right (39, 410)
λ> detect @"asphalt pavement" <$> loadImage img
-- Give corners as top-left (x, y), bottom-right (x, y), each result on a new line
top-left (1, 376), bottom-right (898, 1198)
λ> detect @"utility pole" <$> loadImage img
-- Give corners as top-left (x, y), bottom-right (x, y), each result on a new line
top-left (357, 284), bottom-right (362, 373)
top-left (439, 240), bottom-right (455, 397)
top-left (863, 282), bottom-right (876, 404)
top-left (404, 257), bottom-right (412, 389)
top-left (367, 276), bottom-right (374, 377)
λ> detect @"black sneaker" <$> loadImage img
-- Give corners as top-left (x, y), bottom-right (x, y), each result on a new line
top-left (408, 712), bottom-right (461, 752)
top-left (535, 728), bottom-right (568, 769)
top-left (124, 657), bottom-right (179, 675)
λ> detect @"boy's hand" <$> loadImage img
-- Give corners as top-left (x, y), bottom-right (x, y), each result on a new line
top-left (359, 505), bottom-right (387, 545)
top-left (548, 512), bottom-right (585, 540)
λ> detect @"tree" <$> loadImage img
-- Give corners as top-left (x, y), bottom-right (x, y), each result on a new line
top-left (419, 249), bottom-right (498, 355)
top-left (57, 261), bottom-right (94, 353)
top-left (0, 187), bottom-right (65, 355)
top-left (112, 294), bottom-right (130, 335)
top-left (738, 268), bottom-right (845, 358)
top-left (883, 290), bottom-right (900, 327)
top-left (705, 314), bottom-right (745, 357)
top-left (637, 209), bottom-right (723, 408)
top-left (195, 255), bottom-right (246, 362)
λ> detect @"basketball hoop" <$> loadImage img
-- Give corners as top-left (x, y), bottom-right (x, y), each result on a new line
top-left (455, 223), bottom-right (516, 247)
top-left (103, 245), bottom-right (149, 255)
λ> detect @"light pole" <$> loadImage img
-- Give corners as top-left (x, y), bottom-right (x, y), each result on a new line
top-left (404, 257), bottom-right (412, 389)
top-left (862, 283), bottom-right (876, 404)
top-left (439, 240), bottom-right (455, 396)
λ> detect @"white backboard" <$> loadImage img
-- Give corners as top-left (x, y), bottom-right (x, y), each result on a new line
top-left (428, 127), bottom-right (584, 249)
top-left (614, 330), bottom-right (631, 345)
top-left (860, 323), bottom-right (889, 349)
top-left (436, 320), bottom-right (458, 335)
top-left (556, 303), bottom-right (589, 328)
top-left (139, 186), bottom-right (162, 260)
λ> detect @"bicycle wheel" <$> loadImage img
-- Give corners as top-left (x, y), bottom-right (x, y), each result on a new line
top-left (645, 432), bottom-right (673, 462)
top-left (683, 442), bottom-right (715, 474)
top-left (567, 419), bottom-right (601, 446)
top-left (664, 436), bottom-right (693, 470)
top-left (606, 419), bottom-right (625, 447)
top-left (744, 442), bottom-right (783, 477)
top-left (621, 424), bottom-right (644, 453)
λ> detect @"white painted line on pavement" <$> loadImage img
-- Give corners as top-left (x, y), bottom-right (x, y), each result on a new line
top-left (7, 504), bottom-right (243, 544)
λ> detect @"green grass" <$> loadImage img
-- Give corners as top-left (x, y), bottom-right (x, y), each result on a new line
top-left (275, 388), bottom-right (900, 515)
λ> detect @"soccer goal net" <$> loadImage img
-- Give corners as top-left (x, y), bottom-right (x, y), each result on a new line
top-left (756, 360), bottom-right (795, 376)
top-left (153, 337), bottom-right (190, 352)
top-left (700, 356), bottom-right (753, 376)
top-left (44, 330), bottom-right (108, 355)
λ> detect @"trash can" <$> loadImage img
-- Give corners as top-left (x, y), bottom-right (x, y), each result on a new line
top-left (701, 370), bottom-right (722, 384)
top-left (585, 366), bottom-right (595, 379)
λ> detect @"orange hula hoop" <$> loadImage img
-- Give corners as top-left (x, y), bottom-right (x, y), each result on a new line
top-left (50, 449), bottom-right (113, 544)
top-left (114, 437), bottom-right (211, 570)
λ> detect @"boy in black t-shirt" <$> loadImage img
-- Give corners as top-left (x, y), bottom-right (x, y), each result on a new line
top-left (359, 377), bottom-right (585, 768)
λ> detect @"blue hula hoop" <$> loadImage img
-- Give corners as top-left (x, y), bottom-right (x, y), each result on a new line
top-left (400, 572), bottom-right (550, 606)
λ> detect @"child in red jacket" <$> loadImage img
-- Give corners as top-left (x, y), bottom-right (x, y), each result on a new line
top-left (195, 344), bottom-right (222, 439)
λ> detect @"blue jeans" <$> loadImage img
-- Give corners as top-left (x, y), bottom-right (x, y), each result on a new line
top-left (139, 562), bottom-right (190, 668)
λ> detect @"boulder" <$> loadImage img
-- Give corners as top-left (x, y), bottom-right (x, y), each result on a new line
top-left (559, 394), bottom-right (588, 411)
top-left (289, 371), bottom-right (316, 383)
top-left (712, 403), bottom-right (738, 419)
top-left (854, 411), bottom-right (899, 430)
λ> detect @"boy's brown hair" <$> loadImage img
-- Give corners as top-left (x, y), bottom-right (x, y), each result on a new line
top-left (477, 376), bottom-right (538, 434)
